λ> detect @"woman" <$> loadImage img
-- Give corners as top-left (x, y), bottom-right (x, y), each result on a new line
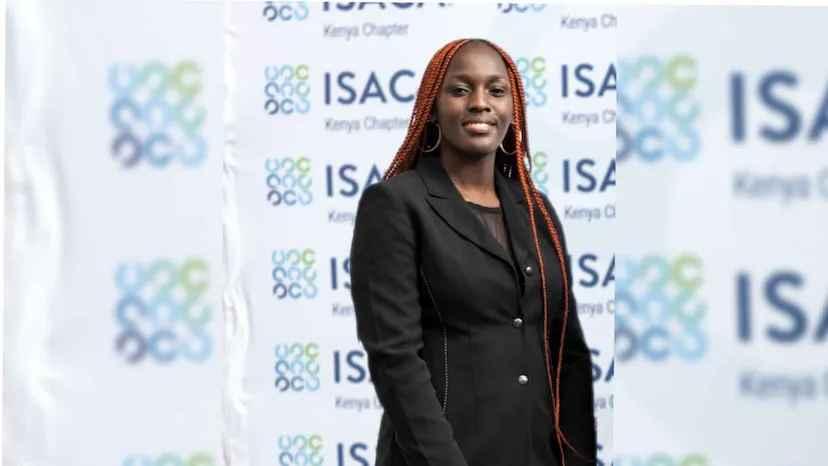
top-left (349, 38), bottom-right (596, 466)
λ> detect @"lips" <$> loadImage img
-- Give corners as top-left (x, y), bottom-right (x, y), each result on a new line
top-left (461, 119), bottom-right (497, 135)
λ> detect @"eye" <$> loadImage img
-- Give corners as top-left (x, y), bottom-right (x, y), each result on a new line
top-left (490, 87), bottom-right (507, 96)
top-left (449, 85), bottom-right (469, 96)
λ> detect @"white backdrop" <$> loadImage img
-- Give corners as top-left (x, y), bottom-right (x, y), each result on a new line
top-left (5, 2), bottom-right (615, 466)
top-left (226, 3), bottom-right (615, 466)
top-left (616, 6), bottom-right (828, 466)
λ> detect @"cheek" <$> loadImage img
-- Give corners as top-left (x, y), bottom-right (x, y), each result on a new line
top-left (436, 102), bottom-right (462, 126)
top-left (501, 99), bottom-right (515, 122)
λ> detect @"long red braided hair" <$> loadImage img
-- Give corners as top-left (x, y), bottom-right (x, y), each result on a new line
top-left (383, 38), bottom-right (588, 465)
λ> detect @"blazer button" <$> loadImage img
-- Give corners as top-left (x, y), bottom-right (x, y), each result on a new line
top-left (518, 374), bottom-right (529, 385)
top-left (524, 265), bottom-right (533, 275)
top-left (512, 317), bottom-right (523, 328)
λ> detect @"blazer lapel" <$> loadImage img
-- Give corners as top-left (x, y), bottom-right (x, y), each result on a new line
top-left (494, 167), bottom-right (534, 271)
top-left (416, 156), bottom-right (514, 267)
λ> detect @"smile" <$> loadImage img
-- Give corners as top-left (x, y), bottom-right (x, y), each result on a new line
top-left (462, 121), bottom-right (496, 135)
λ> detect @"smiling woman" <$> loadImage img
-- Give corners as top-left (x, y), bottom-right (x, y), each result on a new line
top-left (350, 39), bottom-right (597, 466)
top-left (432, 42), bottom-right (514, 174)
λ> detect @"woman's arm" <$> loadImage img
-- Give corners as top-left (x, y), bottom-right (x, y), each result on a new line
top-left (350, 182), bottom-right (468, 466)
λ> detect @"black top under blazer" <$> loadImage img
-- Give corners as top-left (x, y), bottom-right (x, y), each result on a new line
top-left (349, 155), bottom-right (597, 466)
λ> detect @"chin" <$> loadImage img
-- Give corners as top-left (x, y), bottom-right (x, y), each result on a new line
top-left (458, 142), bottom-right (498, 159)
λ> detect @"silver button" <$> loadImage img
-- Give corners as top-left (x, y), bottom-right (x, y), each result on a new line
top-left (512, 317), bottom-right (523, 328)
top-left (524, 265), bottom-right (533, 275)
top-left (518, 374), bottom-right (529, 385)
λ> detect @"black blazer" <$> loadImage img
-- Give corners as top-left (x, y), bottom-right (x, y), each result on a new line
top-left (350, 155), bottom-right (596, 466)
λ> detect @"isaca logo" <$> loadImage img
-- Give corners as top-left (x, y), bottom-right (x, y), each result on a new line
top-left (737, 269), bottom-right (828, 344)
top-left (616, 254), bottom-right (706, 362)
top-left (560, 63), bottom-right (616, 99)
top-left (325, 163), bottom-right (382, 198)
top-left (333, 349), bottom-right (370, 384)
top-left (530, 151), bottom-right (549, 193)
top-left (263, 2), bottom-right (309, 22)
top-left (617, 55), bottom-right (700, 162)
top-left (497, 3), bottom-right (546, 13)
top-left (267, 157), bottom-right (313, 206)
top-left (324, 69), bottom-right (415, 106)
top-left (516, 57), bottom-right (547, 107)
top-left (272, 249), bottom-right (318, 299)
top-left (275, 342), bottom-right (321, 392)
top-left (122, 452), bottom-right (214, 466)
top-left (562, 158), bottom-right (616, 194)
top-left (114, 258), bottom-right (212, 365)
top-left (109, 60), bottom-right (207, 168)
top-left (322, 2), bottom-right (449, 11)
top-left (730, 70), bottom-right (828, 143)
top-left (276, 434), bottom-right (323, 466)
top-left (265, 65), bottom-right (311, 115)
top-left (615, 453), bottom-right (708, 466)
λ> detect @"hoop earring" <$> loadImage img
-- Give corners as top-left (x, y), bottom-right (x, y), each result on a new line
top-left (421, 121), bottom-right (441, 153)
top-left (499, 140), bottom-right (517, 156)
top-left (499, 124), bottom-right (517, 155)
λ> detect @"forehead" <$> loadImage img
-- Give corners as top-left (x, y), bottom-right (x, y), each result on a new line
top-left (445, 42), bottom-right (509, 79)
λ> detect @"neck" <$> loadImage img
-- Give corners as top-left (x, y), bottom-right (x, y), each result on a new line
top-left (439, 150), bottom-right (498, 204)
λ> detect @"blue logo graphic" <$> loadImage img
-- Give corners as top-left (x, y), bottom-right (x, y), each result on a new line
top-left (267, 157), bottom-right (313, 206)
top-left (617, 55), bottom-right (700, 162)
top-left (109, 61), bottom-right (207, 168)
top-left (616, 254), bottom-right (706, 362)
top-left (263, 2), bottom-right (309, 22)
top-left (123, 452), bottom-right (215, 466)
top-left (615, 453), bottom-right (708, 466)
top-left (266, 65), bottom-right (310, 115)
top-left (114, 258), bottom-right (212, 364)
top-left (272, 249), bottom-right (318, 299)
top-left (497, 3), bottom-right (546, 13)
top-left (275, 343), bottom-right (321, 392)
top-left (516, 57), bottom-right (547, 107)
top-left (277, 434), bottom-right (323, 466)
top-left (529, 151), bottom-right (549, 193)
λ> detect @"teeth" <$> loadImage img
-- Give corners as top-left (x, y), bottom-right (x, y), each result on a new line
top-left (465, 122), bottom-right (491, 130)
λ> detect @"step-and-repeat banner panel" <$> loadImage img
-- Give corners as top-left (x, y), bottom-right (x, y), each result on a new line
top-left (616, 7), bottom-right (827, 466)
top-left (227, 3), bottom-right (615, 466)
top-left (6, 1), bottom-right (224, 465)
top-left (6, 2), bottom-right (615, 466)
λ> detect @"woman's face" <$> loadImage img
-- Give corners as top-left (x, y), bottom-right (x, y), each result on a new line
top-left (433, 42), bottom-right (514, 160)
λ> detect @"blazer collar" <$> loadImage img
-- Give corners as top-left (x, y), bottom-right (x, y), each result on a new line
top-left (416, 156), bottom-right (532, 269)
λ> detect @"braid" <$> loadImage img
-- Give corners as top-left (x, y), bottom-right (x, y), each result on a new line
top-left (384, 39), bottom-right (468, 179)
top-left (385, 39), bottom-right (590, 466)
top-left (488, 41), bottom-right (589, 466)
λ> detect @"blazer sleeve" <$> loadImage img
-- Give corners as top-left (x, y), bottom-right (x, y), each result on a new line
top-left (540, 193), bottom-right (598, 466)
top-left (349, 182), bottom-right (469, 466)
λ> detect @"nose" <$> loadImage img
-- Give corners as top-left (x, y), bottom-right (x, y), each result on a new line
top-left (467, 87), bottom-right (491, 113)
